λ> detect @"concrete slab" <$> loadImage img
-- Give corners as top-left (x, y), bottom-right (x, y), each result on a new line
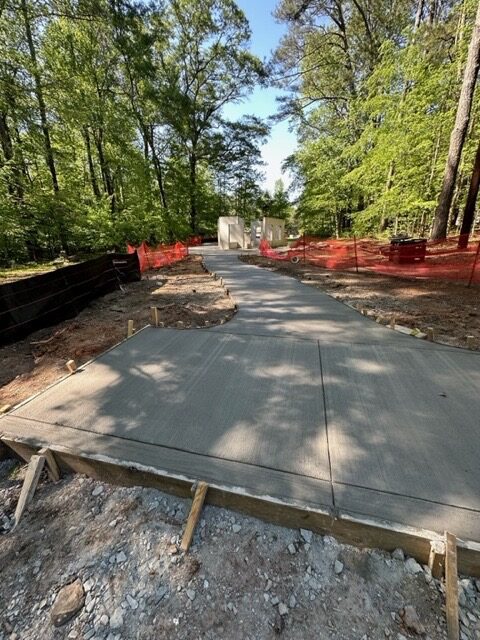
top-left (203, 254), bottom-right (459, 350)
top-left (2, 252), bottom-right (479, 543)
top-left (0, 414), bottom-right (333, 509)
top-left (321, 344), bottom-right (480, 509)
top-left (333, 484), bottom-right (480, 542)
top-left (11, 329), bottom-right (331, 483)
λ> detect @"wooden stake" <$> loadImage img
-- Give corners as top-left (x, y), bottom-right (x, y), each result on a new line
top-left (14, 454), bottom-right (46, 527)
top-left (0, 404), bottom-right (12, 414)
top-left (127, 319), bottom-right (135, 337)
top-left (66, 359), bottom-right (77, 374)
top-left (38, 447), bottom-right (61, 482)
top-left (150, 307), bottom-right (159, 327)
top-left (427, 327), bottom-right (436, 342)
top-left (445, 531), bottom-right (459, 640)
top-left (466, 335), bottom-right (475, 349)
top-left (180, 481), bottom-right (209, 552)
top-left (428, 539), bottom-right (445, 579)
top-left (1, 438), bottom-right (33, 463)
top-left (390, 316), bottom-right (396, 329)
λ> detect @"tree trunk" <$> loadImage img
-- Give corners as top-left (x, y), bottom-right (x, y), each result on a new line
top-left (146, 126), bottom-right (167, 210)
top-left (189, 151), bottom-right (197, 233)
top-left (459, 139), bottom-right (480, 247)
top-left (21, 0), bottom-right (59, 195)
top-left (0, 111), bottom-right (23, 202)
top-left (136, 123), bottom-right (173, 240)
top-left (380, 161), bottom-right (395, 231)
top-left (449, 170), bottom-right (467, 230)
top-left (333, 0), bottom-right (357, 97)
top-left (83, 127), bottom-right (101, 198)
top-left (414, 0), bottom-right (424, 30)
top-left (431, 0), bottom-right (480, 240)
top-left (94, 127), bottom-right (115, 214)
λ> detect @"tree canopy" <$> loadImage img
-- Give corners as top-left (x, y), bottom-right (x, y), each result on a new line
top-left (3, 0), bottom-right (479, 265)
top-left (273, 0), bottom-right (480, 241)
top-left (0, 0), bottom-right (269, 263)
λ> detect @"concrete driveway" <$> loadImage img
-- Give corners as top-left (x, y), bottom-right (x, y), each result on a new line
top-left (2, 249), bottom-right (479, 541)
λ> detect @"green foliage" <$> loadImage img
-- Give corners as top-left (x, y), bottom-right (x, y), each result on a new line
top-left (274, 0), bottom-right (480, 239)
top-left (0, 0), bottom-right (267, 264)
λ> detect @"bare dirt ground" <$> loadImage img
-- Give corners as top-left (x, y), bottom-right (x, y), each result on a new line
top-left (0, 256), bottom-right (235, 408)
top-left (240, 256), bottom-right (480, 350)
top-left (2, 460), bottom-right (479, 640)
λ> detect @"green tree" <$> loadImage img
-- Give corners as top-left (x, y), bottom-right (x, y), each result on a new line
top-left (0, 0), bottom-right (268, 263)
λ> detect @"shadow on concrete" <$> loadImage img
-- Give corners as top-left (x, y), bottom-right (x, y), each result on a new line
top-left (3, 254), bottom-right (480, 541)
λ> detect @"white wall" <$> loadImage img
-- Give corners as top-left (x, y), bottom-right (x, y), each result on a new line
top-left (262, 217), bottom-right (286, 248)
top-left (218, 216), bottom-right (245, 249)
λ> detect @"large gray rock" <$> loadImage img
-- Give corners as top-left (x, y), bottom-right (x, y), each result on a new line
top-left (50, 579), bottom-right (85, 627)
top-left (109, 607), bottom-right (124, 629)
top-left (405, 557), bottom-right (423, 574)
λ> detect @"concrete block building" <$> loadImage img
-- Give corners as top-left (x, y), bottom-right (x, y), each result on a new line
top-left (218, 215), bottom-right (286, 250)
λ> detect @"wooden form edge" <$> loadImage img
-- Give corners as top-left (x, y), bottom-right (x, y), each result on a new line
top-left (1, 435), bottom-right (479, 577)
top-left (38, 447), bottom-right (61, 482)
top-left (13, 454), bottom-right (46, 527)
top-left (445, 531), bottom-right (460, 640)
top-left (180, 481), bottom-right (209, 552)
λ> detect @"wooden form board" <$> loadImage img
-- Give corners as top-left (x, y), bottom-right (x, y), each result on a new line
top-left (14, 454), bottom-right (45, 526)
top-left (1, 435), bottom-right (480, 577)
top-left (150, 307), bottom-right (159, 327)
top-left (181, 481), bottom-right (209, 552)
top-left (445, 532), bottom-right (459, 640)
top-left (38, 447), bottom-right (61, 482)
top-left (429, 539), bottom-right (446, 579)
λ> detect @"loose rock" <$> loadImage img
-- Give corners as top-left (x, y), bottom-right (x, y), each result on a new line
top-left (50, 579), bottom-right (85, 627)
top-left (392, 548), bottom-right (405, 561)
top-left (334, 560), bottom-right (344, 575)
top-left (109, 607), bottom-right (124, 630)
top-left (405, 557), bottom-right (423, 574)
top-left (400, 605), bottom-right (425, 635)
top-left (300, 528), bottom-right (313, 543)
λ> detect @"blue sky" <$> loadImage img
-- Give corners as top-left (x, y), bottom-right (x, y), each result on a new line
top-left (222, 0), bottom-right (297, 194)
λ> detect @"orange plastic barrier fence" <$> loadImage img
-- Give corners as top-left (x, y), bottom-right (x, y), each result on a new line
top-left (127, 241), bottom-right (188, 272)
top-left (260, 235), bottom-right (480, 285)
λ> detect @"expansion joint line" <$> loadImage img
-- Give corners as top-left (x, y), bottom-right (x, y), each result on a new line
top-left (317, 340), bottom-right (335, 508)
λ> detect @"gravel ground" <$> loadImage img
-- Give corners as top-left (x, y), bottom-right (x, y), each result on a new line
top-left (1, 460), bottom-right (479, 640)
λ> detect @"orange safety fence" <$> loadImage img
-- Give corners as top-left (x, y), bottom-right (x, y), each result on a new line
top-left (259, 235), bottom-right (480, 285)
top-left (127, 241), bottom-right (188, 272)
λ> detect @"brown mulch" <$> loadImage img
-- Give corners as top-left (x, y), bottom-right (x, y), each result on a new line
top-left (240, 255), bottom-right (480, 350)
top-left (0, 256), bottom-right (235, 407)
